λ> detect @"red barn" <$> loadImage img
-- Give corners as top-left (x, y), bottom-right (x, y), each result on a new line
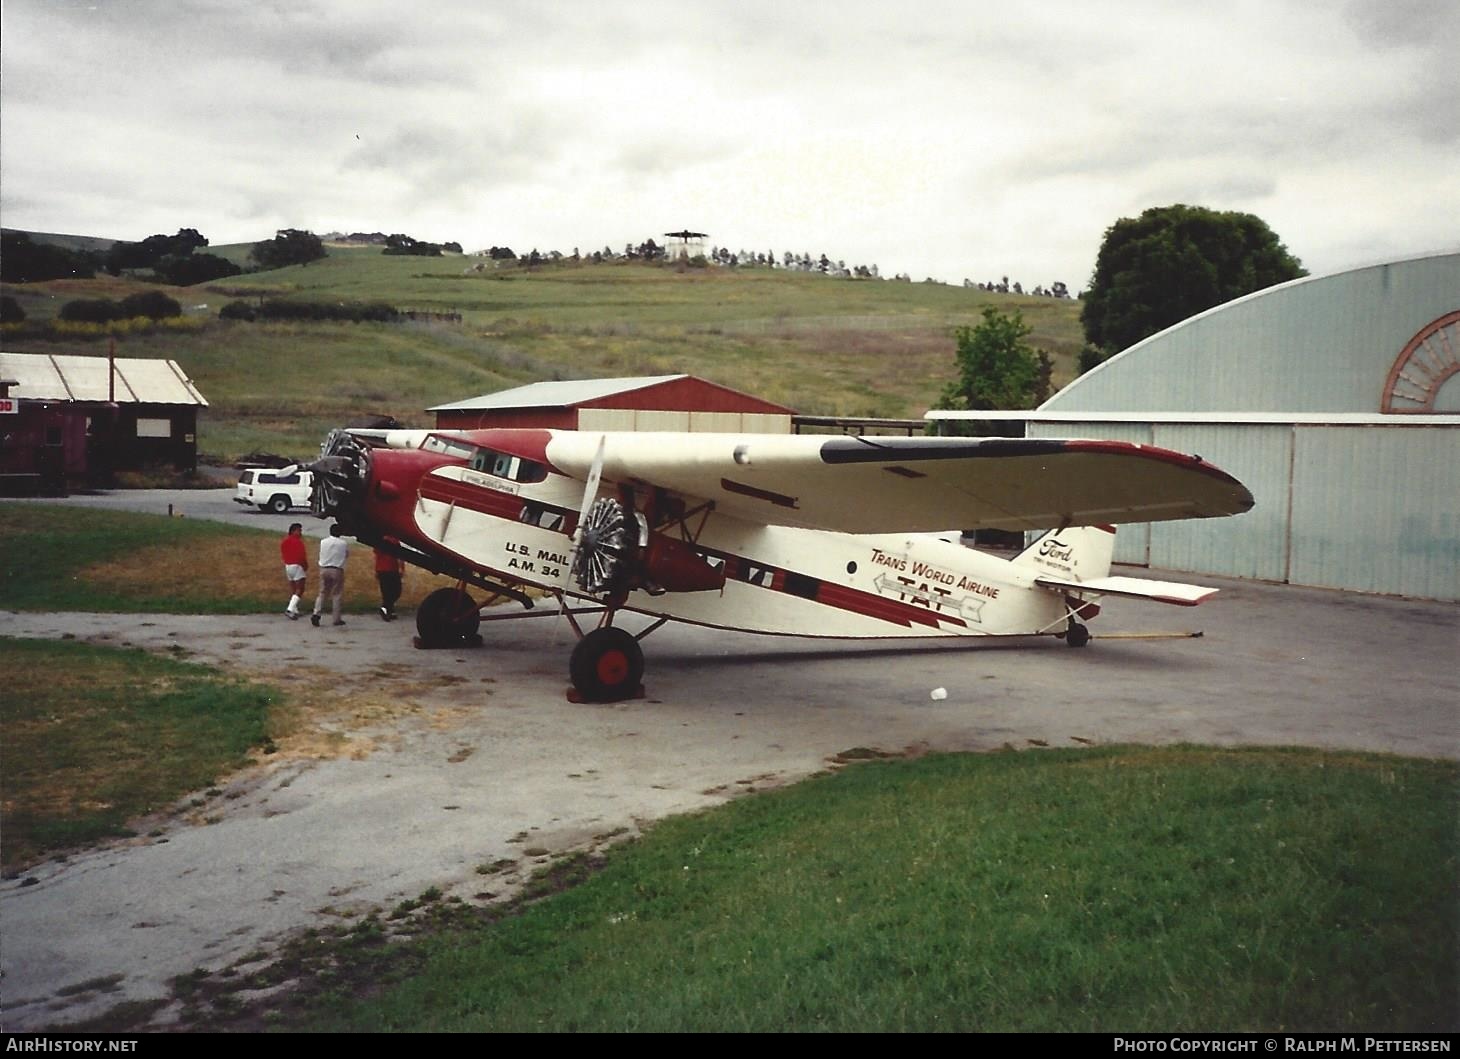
top-left (429, 374), bottom-right (795, 433)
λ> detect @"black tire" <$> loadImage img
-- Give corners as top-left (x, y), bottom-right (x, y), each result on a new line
top-left (569, 627), bottom-right (644, 702)
top-left (1066, 622), bottom-right (1090, 648)
top-left (266, 495), bottom-right (291, 515)
top-left (416, 587), bottom-right (480, 645)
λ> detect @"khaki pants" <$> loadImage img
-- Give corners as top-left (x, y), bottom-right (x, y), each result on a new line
top-left (314, 567), bottom-right (345, 622)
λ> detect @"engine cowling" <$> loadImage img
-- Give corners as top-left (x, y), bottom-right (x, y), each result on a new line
top-left (572, 495), bottom-right (726, 597)
top-left (641, 533), bottom-right (726, 594)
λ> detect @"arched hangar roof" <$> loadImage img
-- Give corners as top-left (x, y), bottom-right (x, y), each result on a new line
top-left (1044, 251), bottom-right (1460, 415)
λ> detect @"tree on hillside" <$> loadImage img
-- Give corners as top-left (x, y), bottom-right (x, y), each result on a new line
top-left (105, 229), bottom-right (209, 274)
top-left (250, 228), bottom-right (326, 270)
top-left (936, 307), bottom-right (1042, 416)
top-left (1081, 204), bottom-right (1306, 354)
top-left (382, 233), bottom-right (443, 257)
top-left (0, 231), bottom-right (98, 282)
top-left (154, 252), bottom-right (241, 286)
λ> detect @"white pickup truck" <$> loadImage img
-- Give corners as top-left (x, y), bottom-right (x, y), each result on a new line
top-left (234, 468), bottom-right (314, 514)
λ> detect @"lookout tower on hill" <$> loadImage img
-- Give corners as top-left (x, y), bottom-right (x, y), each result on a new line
top-left (664, 230), bottom-right (707, 260)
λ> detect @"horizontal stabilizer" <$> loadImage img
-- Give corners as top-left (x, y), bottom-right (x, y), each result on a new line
top-left (1035, 575), bottom-right (1219, 607)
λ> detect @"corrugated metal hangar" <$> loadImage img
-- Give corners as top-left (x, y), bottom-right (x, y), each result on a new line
top-left (930, 251), bottom-right (1459, 601)
top-left (430, 374), bottom-right (795, 434)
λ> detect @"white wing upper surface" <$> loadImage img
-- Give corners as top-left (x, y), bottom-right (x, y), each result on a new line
top-left (543, 432), bottom-right (1254, 534)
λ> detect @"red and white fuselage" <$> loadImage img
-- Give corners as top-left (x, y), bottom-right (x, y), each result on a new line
top-left (324, 427), bottom-right (1244, 642)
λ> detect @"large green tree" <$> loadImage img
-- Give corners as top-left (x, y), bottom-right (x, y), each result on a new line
top-left (1080, 204), bottom-right (1306, 356)
top-left (249, 228), bottom-right (326, 270)
top-left (937, 307), bottom-right (1041, 413)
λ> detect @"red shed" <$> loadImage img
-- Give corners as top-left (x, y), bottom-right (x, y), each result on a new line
top-left (430, 374), bottom-right (795, 433)
top-left (0, 352), bottom-right (208, 494)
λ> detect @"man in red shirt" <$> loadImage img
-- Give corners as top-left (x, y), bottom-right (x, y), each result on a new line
top-left (374, 543), bottom-right (405, 621)
top-left (280, 523), bottom-right (308, 620)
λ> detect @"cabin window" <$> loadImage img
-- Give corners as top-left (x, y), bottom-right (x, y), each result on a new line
top-left (136, 417), bottom-right (171, 438)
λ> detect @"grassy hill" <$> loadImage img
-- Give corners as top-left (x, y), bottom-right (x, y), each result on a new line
top-left (1, 240), bottom-right (1083, 462)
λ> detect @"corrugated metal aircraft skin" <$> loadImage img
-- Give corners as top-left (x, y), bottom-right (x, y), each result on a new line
top-left (1027, 422), bottom-right (1153, 565)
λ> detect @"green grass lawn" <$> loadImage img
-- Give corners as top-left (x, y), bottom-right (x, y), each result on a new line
top-left (1, 638), bottom-right (281, 870)
top-left (179, 745), bottom-right (1454, 1034)
top-left (0, 503), bottom-right (450, 614)
top-left (0, 503), bottom-right (289, 613)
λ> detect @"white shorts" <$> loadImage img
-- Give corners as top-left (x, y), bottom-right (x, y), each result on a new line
top-left (283, 563), bottom-right (306, 581)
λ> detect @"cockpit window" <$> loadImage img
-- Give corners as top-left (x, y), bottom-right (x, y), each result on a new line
top-left (421, 434), bottom-right (479, 459)
top-left (421, 434), bottom-right (545, 482)
top-left (468, 447), bottom-right (546, 483)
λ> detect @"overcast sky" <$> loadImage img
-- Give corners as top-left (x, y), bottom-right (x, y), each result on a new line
top-left (3, 0), bottom-right (1456, 290)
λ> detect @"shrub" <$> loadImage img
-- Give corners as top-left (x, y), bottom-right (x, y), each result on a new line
top-left (219, 301), bottom-right (257, 321)
top-left (222, 298), bottom-right (400, 323)
top-left (118, 291), bottom-right (182, 320)
top-left (0, 295), bottom-right (25, 323)
top-left (59, 298), bottom-right (124, 324)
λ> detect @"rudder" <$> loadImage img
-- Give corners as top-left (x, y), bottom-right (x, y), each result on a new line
top-left (1012, 525), bottom-right (1116, 582)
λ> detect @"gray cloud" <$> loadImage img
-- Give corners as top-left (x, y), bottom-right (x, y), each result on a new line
top-left (1, 0), bottom-right (1454, 285)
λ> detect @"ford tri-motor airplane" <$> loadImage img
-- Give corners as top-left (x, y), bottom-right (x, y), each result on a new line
top-left (305, 427), bottom-right (1253, 701)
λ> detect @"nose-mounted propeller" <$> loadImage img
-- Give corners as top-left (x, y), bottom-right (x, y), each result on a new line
top-left (282, 428), bottom-right (373, 523)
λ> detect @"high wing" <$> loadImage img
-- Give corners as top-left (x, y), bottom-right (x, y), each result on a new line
top-left (542, 432), bottom-right (1254, 534)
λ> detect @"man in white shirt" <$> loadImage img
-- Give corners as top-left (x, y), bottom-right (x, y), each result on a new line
top-left (311, 524), bottom-right (351, 627)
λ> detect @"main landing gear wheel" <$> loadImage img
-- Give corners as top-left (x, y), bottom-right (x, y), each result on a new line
top-left (416, 587), bottom-right (481, 647)
top-left (569, 627), bottom-right (645, 703)
top-left (1066, 622), bottom-right (1090, 648)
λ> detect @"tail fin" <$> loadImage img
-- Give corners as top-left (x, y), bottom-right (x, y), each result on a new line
top-left (1012, 525), bottom-right (1116, 583)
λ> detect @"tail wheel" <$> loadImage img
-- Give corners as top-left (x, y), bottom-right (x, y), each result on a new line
top-left (572, 496), bottom-right (639, 596)
top-left (569, 627), bottom-right (644, 702)
top-left (416, 587), bottom-right (480, 646)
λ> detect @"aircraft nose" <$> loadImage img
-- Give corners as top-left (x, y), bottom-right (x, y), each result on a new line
top-left (310, 429), bottom-right (372, 521)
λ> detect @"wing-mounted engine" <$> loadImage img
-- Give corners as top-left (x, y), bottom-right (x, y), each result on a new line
top-left (310, 428), bottom-right (373, 529)
top-left (571, 494), bottom-right (726, 599)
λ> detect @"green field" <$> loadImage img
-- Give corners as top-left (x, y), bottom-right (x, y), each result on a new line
top-left (148, 746), bottom-right (1456, 1033)
top-left (2, 245), bottom-right (1083, 460)
top-left (1, 637), bottom-right (281, 869)
top-left (0, 503), bottom-right (453, 614)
